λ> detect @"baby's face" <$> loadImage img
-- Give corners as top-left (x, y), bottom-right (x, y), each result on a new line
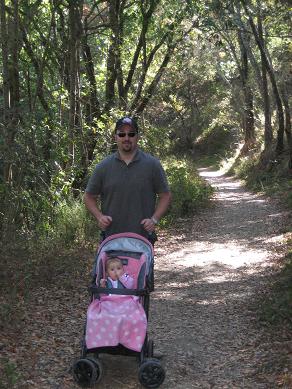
top-left (107, 261), bottom-right (123, 280)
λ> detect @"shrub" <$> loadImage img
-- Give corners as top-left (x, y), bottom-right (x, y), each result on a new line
top-left (0, 359), bottom-right (20, 388)
top-left (162, 158), bottom-right (214, 225)
top-left (46, 197), bottom-right (101, 245)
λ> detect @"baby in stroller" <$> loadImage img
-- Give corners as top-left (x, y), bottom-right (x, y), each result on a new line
top-left (99, 256), bottom-right (134, 288)
top-left (72, 232), bottom-right (165, 389)
top-left (86, 256), bottom-right (147, 352)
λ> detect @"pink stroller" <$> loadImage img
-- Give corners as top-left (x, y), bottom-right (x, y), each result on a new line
top-left (72, 232), bottom-right (165, 388)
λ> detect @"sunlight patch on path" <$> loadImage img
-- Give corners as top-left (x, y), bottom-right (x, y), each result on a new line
top-left (169, 241), bottom-right (268, 269)
top-left (160, 168), bottom-right (283, 286)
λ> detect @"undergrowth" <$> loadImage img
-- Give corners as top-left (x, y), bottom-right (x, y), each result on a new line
top-left (230, 148), bottom-right (292, 210)
top-left (259, 243), bottom-right (292, 328)
top-left (162, 157), bottom-right (214, 226)
top-left (0, 359), bottom-right (20, 389)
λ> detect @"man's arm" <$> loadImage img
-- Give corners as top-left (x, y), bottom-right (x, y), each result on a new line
top-left (84, 192), bottom-right (112, 230)
top-left (141, 191), bottom-right (172, 232)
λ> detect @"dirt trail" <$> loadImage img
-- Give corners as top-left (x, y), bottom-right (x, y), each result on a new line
top-left (2, 169), bottom-right (291, 389)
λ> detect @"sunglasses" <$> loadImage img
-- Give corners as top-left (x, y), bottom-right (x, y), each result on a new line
top-left (116, 132), bottom-right (137, 138)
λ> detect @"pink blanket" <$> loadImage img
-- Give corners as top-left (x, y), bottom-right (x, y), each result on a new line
top-left (85, 295), bottom-right (147, 352)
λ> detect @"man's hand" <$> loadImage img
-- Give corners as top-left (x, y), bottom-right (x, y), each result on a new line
top-left (141, 218), bottom-right (156, 232)
top-left (100, 278), bottom-right (106, 287)
top-left (97, 215), bottom-right (112, 230)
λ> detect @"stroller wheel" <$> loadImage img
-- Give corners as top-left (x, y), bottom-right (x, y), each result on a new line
top-left (87, 356), bottom-right (103, 382)
top-left (138, 358), bottom-right (165, 389)
top-left (72, 358), bottom-right (102, 387)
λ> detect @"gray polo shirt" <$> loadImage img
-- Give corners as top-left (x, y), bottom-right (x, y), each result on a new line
top-left (85, 149), bottom-right (169, 238)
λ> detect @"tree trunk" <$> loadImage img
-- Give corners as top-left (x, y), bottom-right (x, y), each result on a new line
top-left (134, 43), bottom-right (175, 114)
top-left (0, 0), bottom-right (10, 119)
top-left (105, 0), bottom-right (119, 111)
top-left (68, 0), bottom-right (83, 166)
top-left (240, 0), bottom-right (285, 154)
top-left (257, 5), bottom-right (273, 150)
top-left (237, 27), bottom-right (255, 151)
top-left (280, 84), bottom-right (292, 169)
top-left (123, 0), bottom-right (159, 103)
top-left (1, 0), bottom-right (20, 184)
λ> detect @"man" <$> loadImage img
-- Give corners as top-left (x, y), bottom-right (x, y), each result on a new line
top-left (84, 116), bottom-right (171, 242)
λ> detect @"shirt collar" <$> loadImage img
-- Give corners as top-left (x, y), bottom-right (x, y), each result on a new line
top-left (115, 149), bottom-right (141, 162)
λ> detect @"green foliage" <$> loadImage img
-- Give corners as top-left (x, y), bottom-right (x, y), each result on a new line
top-left (162, 158), bottom-right (214, 225)
top-left (232, 151), bottom-right (292, 211)
top-left (1, 0), bottom-right (290, 248)
top-left (139, 124), bottom-right (172, 159)
top-left (194, 124), bottom-right (239, 165)
top-left (259, 248), bottom-right (292, 328)
top-left (0, 359), bottom-right (20, 389)
top-left (46, 197), bottom-right (100, 245)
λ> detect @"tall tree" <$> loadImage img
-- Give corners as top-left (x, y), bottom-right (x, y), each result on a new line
top-left (0, 0), bottom-right (21, 184)
top-left (68, 0), bottom-right (83, 167)
top-left (240, 0), bottom-right (285, 154)
top-left (256, 2), bottom-right (273, 151)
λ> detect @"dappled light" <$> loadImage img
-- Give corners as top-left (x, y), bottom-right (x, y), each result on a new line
top-left (147, 169), bottom-right (290, 387)
top-left (0, 0), bottom-right (291, 386)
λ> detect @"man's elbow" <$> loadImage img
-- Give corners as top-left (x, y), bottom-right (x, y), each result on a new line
top-left (83, 191), bottom-right (96, 206)
top-left (160, 191), bottom-right (172, 206)
top-left (83, 191), bottom-right (89, 205)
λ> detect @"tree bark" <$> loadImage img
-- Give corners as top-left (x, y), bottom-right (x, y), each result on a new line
top-left (237, 28), bottom-right (255, 151)
top-left (0, 0), bottom-right (10, 119)
top-left (280, 83), bottom-right (292, 169)
top-left (68, 0), bottom-right (83, 166)
top-left (240, 0), bottom-right (285, 154)
top-left (134, 43), bottom-right (175, 115)
top-left (257, 5), bottom-right (273, 150)
top-left (1, 0), bottom-right (20, 184)
top-left (105, 0), bottom-right (119, 110)
top-left (123, 0), bottom-right (159, 103)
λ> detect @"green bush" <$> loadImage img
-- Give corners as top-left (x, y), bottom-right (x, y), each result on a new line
top-left (259, 248), bottom-right (292, 328)
top-left (162, 158), bottom-right (214, 225)
top-left (46, 197), bottom-right (101, 245)
top-left (0, 359), bottom-right (20, 389)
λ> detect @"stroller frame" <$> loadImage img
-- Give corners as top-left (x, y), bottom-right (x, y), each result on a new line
top-left (72, 233), bottom-right (165, 388)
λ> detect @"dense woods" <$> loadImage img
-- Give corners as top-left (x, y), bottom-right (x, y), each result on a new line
top-left (1, 2), bottom-right (292, 388)
top-left (0, 0), bottom-right (291, 240)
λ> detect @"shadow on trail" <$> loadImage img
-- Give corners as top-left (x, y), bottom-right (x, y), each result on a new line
top-left (153, 262), bottom-right (266, 305)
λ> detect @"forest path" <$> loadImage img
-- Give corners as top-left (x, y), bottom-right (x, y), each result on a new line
top-left (3, 169), bottom-right (291, 389)
top-left (150, 168), bottom-right (291, 388)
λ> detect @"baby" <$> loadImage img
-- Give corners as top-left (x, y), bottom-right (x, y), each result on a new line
top-left (86, 256), bottom-right (147, 351)
top-left (100, 257), bottom-right (134, 289)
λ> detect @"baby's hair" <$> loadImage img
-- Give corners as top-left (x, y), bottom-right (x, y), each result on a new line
top-left (105, 257), bottom-right (123, 271)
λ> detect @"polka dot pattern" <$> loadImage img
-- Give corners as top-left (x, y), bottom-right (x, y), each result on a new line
top-left (85, 295), bottom-right (147, 352)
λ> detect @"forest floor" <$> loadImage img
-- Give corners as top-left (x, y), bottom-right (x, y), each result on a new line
top-left (1, 168), bottom-right (292, 389)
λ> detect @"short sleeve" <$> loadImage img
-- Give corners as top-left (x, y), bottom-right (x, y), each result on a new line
top-left (152, 159), bottom-right (169, 194)
top-left (85, 164), bottom-right (104, 195)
